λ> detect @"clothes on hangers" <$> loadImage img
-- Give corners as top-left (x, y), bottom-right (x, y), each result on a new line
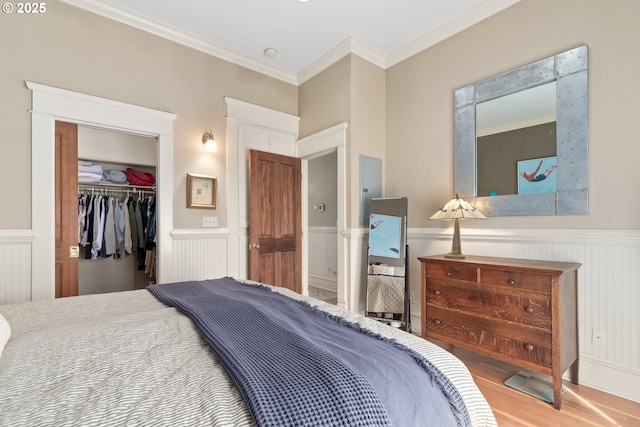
top-left (77, 188), bottom-right (157, 277)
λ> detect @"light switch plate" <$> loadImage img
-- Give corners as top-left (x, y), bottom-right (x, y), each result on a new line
top-left (203, 216), bottom-right (218, 228)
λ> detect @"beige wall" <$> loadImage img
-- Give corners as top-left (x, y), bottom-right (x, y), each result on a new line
top-left (299, 56), bottom-right (351, 139)
top-left (386, 0), bottom-right (640, 229)
top-left (299, 55), bottom-right (385, 227)
top-left (350, 56), bottom-right (386, 228)
top-left (299, 56), bottom-right (351, 224)
top-left (0, 0), bottom-right (297, 230)
top-left (3, 0), bottom-right (637, 232)
top-left (308, 152), bottom-right (337, 227)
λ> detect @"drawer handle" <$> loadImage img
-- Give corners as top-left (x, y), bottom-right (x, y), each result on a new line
top-left (508, 279), bottom-right (516, 285)
top-left (526, 306), bottom-right (534, 314)
top-left (434, 319), bottom-right (441, 325)
top-left (434, 290), bottom-right (441, 296)
top-left (525, 344), bottom-right (534, 351)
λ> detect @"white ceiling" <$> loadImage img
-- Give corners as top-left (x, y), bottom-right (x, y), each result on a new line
top-left (62, 0), bottom-right (520, 85)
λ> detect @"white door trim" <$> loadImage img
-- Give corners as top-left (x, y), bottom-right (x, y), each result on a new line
top-left (224, 97), bottom-right (300, 282)
top-left (223, 98), bottom-right (347, 305)
top-left (297, 123), bottom-right (348, 307)
top-left (27, 81), bottom-right (176, 300)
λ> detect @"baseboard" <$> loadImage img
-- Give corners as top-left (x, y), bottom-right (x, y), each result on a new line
top-left (579, 355), bottom-right (640, 403)
top-left (308, 274), bottom-right (337, 293)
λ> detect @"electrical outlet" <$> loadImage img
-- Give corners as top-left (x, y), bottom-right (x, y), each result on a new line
top-left (202, 216), bottom-right (218, 228)
top-left (592, 328), bottom-right (606, 346)
top-left (410, 292), bottom-right (415, 304)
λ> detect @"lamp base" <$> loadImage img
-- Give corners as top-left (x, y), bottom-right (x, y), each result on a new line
top-left (446, 218), bottom-right (466, 259)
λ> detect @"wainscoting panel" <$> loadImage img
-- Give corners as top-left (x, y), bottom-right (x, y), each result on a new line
top-left (2, 225), bottom-right (637, 402)
top-left (308, 226), bottom-right (338, 292)
top-left (0, 230), bottom-right (35, 305)
top-left (171, 229), bottom-right (229, 282)
top-left (403, 227), bottom-right (640, 402)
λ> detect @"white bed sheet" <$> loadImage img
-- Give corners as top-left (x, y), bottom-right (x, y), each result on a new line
top-left (0, 283), bottom-right (497, 427)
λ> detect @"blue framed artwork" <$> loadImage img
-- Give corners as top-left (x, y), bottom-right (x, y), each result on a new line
top-left (368, 213), bottom-right (402, 259)
top-left (517, 156), bottom-right (557, 195)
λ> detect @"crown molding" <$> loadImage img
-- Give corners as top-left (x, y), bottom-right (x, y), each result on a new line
top-left (61, 0), bottom-right (520, 86)
top-left (296, 38), bottom-right (352, 85)
top-left (386, 0), bottom-right (521, 68)
top-left (59, 0), bottom-right (298, 85)
top-left (296, 37), bottom-right (386, 85)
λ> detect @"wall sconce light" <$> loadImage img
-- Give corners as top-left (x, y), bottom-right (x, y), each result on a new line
top-left (202, 130), bottom-right (217, 153)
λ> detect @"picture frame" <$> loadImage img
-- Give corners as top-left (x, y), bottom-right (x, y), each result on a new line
top-left (517, 156), bottom-right (558, 195)
top-left (186, 173), bottom-right (216, 209)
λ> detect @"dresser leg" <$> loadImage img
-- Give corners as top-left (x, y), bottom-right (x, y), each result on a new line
top-left (552, 371), bottom-right (562, 410)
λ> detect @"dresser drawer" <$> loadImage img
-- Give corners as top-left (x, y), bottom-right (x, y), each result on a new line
top-left (480, 268), bottom-right (551, 293)
top-left (426, 261), bottom-right (477, 282)
top-left (426, 278), bottom-right (551, 329)
top-left (426, 306), bottom-right (552, 368)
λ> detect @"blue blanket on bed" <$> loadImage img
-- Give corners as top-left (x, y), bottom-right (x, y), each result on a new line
top-left (148, 278), bottom-right (470, 427)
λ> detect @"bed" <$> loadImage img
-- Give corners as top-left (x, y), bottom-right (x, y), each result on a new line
top-left (0, 277), bottom-right (497, 427)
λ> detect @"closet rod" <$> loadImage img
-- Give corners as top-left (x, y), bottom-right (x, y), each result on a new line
top-left (78, 185), bottom-right (155, 195)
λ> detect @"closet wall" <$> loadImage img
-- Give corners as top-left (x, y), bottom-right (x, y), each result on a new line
top-left (77, 126), bottom-right (157, 295)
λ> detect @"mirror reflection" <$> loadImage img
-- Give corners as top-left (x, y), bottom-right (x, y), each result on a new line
top-left (476, 82), bottom-right (557, 197)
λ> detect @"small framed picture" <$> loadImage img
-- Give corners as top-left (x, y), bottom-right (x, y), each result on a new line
top-left (186, 173), bottom-right (216, 209)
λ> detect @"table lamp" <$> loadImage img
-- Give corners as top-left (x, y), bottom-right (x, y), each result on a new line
top-left (429, 194), bottom-right (486, 259)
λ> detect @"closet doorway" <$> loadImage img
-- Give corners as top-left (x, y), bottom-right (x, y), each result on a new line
top-left (29, 81), bottom-right (176, 302)
top-left (55, 121), bottom-right (158, 297)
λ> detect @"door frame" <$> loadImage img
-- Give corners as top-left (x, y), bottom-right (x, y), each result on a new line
top-left (27, 81), bottom-right (176, 300)
top-left (225, 98), bottom-right (348, 307)
top-left (297, 123), bottom-right (348, 308)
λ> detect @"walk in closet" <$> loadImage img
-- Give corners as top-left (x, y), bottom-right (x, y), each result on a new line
top-left (76, 126), bottom-right (157, 295)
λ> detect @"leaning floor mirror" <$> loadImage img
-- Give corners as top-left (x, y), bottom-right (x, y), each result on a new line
top-left (365, 197), bottom-right (410, 332)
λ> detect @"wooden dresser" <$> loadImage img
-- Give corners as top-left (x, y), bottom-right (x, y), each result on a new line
top-left (419, 255), bottom-right (580, 409)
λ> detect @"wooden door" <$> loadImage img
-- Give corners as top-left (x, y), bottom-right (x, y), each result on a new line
top-left (248, 149), bottom-right (302, 293)
top-left (55, 121), bottom-right (79, 297)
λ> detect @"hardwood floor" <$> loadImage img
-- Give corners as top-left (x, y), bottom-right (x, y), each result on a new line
top-left (446, 343), bottom-right (640, 426)
top-left (308, 285), bottom-right (337, 305)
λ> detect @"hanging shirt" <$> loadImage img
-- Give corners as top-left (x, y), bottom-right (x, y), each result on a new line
top-left (92, 196), bottom-right (106, 259)
top-left (122, 197), bottom-right (132, 255)
top-left (99, 197), bottom-right (109, 259)
top-left (83, 195), bottom-right (94, 259)
top-left (114, 197), bottom-right (125, 255)
top-left (78, 195), bottom-right (86, 244)
top-left (128, 198), bottom-right (138, 255)
top-left (104, 196), bottom-right (116, 256)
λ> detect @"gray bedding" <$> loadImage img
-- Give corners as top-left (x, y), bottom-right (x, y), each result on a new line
top-left (0, 282), bottom-right (497, 427)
